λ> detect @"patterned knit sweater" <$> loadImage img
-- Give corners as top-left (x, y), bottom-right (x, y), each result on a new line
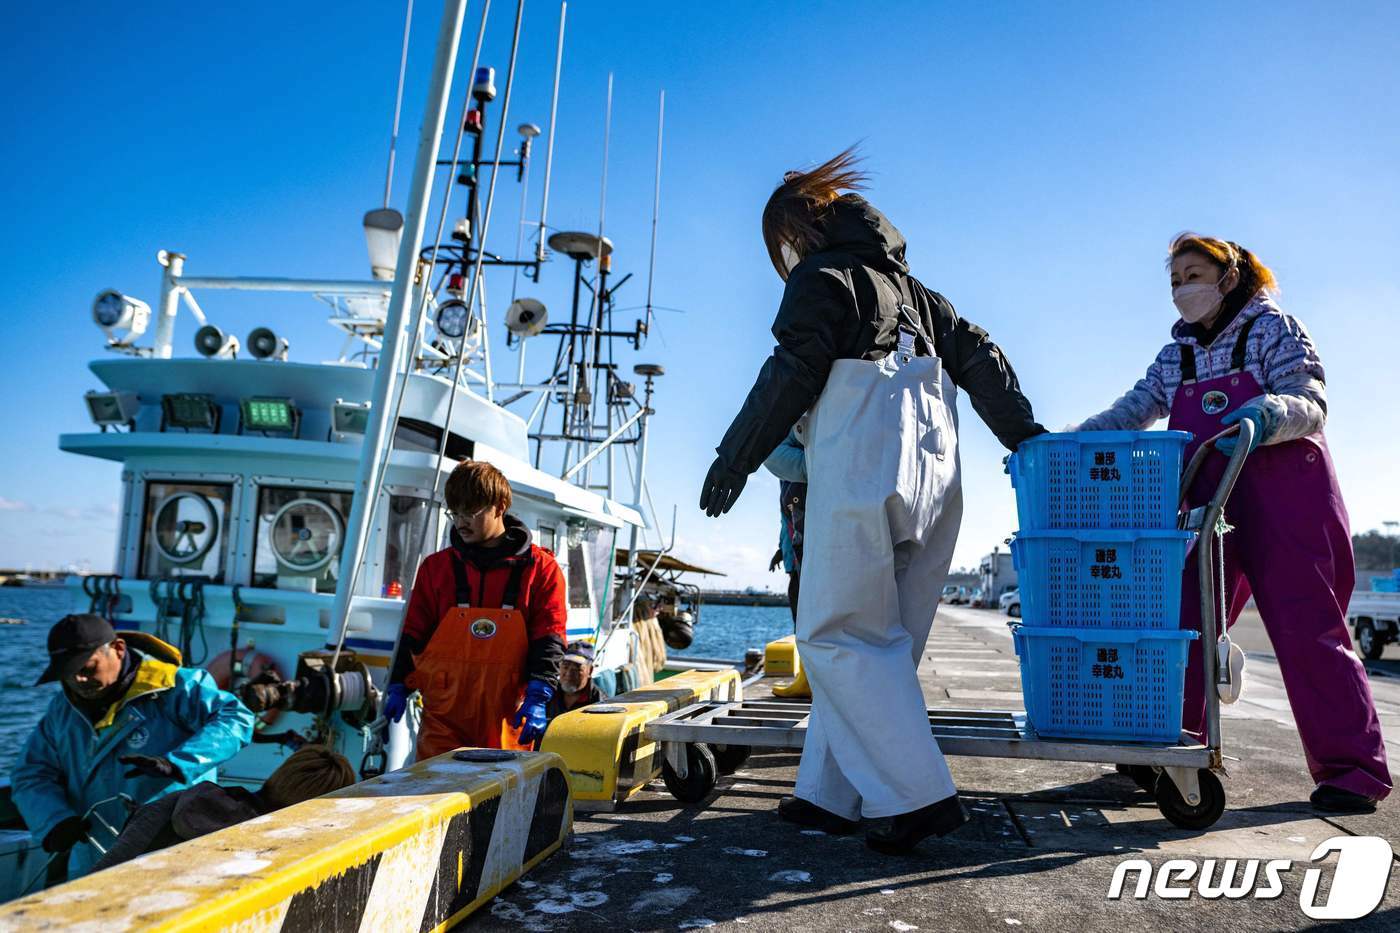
top-left (1077, 291), bottom-right (1327, 443)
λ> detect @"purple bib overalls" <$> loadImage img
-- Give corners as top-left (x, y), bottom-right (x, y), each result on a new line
top-left (1170, 317), bottom-right (1390, 800)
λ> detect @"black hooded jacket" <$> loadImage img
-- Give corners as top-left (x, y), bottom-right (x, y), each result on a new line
top-left (716, 196), bottom-right (1044, 474)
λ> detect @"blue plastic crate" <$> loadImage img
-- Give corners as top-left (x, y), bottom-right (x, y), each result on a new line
top-left (1008, 430), bottom-right (1191, 530)
top-left (1011, 528), bottom-right (1195, 629)
top-left (1013, 626), bottom-right (1198, 743)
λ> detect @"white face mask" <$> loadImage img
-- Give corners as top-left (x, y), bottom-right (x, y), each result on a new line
top-left (1172, 268), bottom-right (1232, 324)
top-left (779, 243), bottom-right (801, 278)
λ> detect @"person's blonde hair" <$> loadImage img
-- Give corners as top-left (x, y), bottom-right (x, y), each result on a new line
top-left (444, 459), bottom-right (512, 514)
top-left (261, 745), bottom-right (356, 809)
top-left (1167, 233), bottom-right (1278, 297)
top-left (762, 146), bottom-right (869, 279)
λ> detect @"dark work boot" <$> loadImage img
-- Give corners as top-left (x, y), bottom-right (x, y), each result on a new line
top-left (777, 795), bottom-right (860, 835)
top-left (1310, 785), bottom-right (1378, 814)
top-left (865, 795), bottom-right (968, 854)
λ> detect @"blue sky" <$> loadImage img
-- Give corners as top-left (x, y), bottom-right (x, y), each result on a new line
top-left (2, 1), bottom-right (1398, 589)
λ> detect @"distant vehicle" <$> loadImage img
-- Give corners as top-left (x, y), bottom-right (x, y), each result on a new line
top-left (1350, 589), bottom-right (1400, 660)
top-left (941, 584), bottom-right (966, 604)
top-left (967, 587), bottom-right (988, 608)
top-left (999, 588), bottom-right (1021, 618)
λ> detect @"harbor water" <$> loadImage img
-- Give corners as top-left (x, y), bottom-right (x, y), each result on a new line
top-left (0, 587), bottom-right (792, 774)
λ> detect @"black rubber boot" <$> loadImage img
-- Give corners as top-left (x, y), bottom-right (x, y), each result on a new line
top-left (865, 795), bottom-right (968, 855)
top-left (1310, 785), bottom-right (1378, 814)
top-left (777, 795), bottom-right (860, 835)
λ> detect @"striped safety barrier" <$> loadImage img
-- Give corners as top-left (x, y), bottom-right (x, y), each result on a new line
top-left (0, 748), bottom-right (571, 932)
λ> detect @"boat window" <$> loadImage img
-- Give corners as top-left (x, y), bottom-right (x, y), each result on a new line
top-left (252, 487), bottom-right (352, 593)
top-left (381, 494), bottom-right (434, 598)
top-left (563, 527), bottom-right (616, 615)
top-left (566, 542), bottom-right (590, 609)
top-left (537, 523), bottom-right (557, 553)
top-left (140, 481), bottom-right (233, 582)
top-left (393, 418), bottom-right (473, 459)
top-left (588, 529), bottom-right (616, 621)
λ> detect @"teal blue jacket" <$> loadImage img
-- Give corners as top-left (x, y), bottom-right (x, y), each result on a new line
top-left (9, 635), bottom-right (254, 877)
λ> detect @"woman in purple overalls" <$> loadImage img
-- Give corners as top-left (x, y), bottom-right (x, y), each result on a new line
top-left (1077, 232), bottom-right (1391, 814)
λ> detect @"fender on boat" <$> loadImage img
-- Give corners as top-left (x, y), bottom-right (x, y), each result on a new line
top-left (0, 749), bottom-right (572, 932)
top-left (540, 667), bottom-right (741, 811)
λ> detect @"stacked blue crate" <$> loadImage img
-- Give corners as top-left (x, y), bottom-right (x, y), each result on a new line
top-left (1006, 431), bottom-right (1198, 743)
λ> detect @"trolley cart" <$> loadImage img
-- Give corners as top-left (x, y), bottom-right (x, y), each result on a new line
top-left (646, 422), bottom-right (1255, 830)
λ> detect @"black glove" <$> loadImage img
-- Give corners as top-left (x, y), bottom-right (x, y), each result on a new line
top-left (769, 548), bottom-right (784, 572)
top-left (699, 456), bottom-right (748, 517)
top-left (42, 815), bottom-right (91, 853)
top-left (120, 754), bottom-right (181, 781)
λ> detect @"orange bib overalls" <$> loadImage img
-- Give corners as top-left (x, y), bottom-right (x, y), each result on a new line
top-left (406, 555), bottom-right (530, 758)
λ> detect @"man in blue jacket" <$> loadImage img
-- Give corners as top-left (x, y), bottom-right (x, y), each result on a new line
top-left (10, 614), bottom-right (255, 877)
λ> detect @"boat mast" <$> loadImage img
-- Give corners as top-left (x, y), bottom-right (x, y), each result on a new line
top-left (328, 0), bottom-right (471, 652)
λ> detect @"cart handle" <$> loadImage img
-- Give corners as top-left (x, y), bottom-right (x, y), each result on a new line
top-left (1182, 418), bottom-right (1255, 766)
top-left (1177, 423), bottom-right (1253, 509)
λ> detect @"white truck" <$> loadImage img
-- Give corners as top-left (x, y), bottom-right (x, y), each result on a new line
top-left (1350, 590), bottom-right (1400, 660)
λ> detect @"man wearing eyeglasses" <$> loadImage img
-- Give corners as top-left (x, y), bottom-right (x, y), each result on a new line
top-left (382, 460), bottom-right (568, 758)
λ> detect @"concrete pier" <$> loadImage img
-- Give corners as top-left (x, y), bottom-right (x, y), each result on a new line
top-left (465, 606), bottom-right (1400, 932)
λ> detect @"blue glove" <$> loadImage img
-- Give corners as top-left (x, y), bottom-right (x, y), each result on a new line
top-left (1217, 399), bottom-right (1282, 456)
top-left (383, 683), bottom-right (409, 722)
top-left (511, 680), bottom-right (554, 745)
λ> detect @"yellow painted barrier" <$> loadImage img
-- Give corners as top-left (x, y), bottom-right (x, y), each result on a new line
top-left (0, 749), bottom-right (571, 932)
top-left (764, 634), bottom-right (799, 677)
top-left (541, 667), bottom-right (741, 811)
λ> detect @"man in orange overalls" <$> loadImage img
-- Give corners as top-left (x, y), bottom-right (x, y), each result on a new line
top-left (382, 460), bottom-right (567, 758)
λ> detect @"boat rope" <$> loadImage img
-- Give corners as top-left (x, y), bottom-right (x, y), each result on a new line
top-left (382, 0), bottom-right (415, 209)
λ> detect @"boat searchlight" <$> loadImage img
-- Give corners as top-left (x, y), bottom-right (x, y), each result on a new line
top-left (363, 207), bottom-right (404, 282)
top-left (435, 299), bottom-right (469, 339)
top-left (92, 289), bottom-right (151, 345)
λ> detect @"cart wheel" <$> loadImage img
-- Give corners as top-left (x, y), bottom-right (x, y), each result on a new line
top-left (713, 744), bottom-right (752, 775)
top-left (662, 743), bottom-right (718, 803)
top-left (1115, 764), bottom-right (1157, 794)
top-left (1155, 769), bottom-right (1225, 830)
top-left (1356, 621), bottom-right (1385, 661)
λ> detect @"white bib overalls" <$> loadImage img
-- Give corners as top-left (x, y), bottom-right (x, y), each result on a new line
top-left (794, 317), bottom-right (963, 819)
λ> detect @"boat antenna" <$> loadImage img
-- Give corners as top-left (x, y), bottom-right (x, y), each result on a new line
top-left (382, 0), bottom-right (416, 208)
top-left (535, 1), bottom-right (566, 269)
top-left (643, 88), bottom-right (664, 342)
top-left (595, 72), bottom-right (612, 281)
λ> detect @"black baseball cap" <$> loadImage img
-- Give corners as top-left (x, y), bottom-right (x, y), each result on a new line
top-left (561, 641), bottom-right (595, 666)
top-left (36, 614), bottom-right (117, 685)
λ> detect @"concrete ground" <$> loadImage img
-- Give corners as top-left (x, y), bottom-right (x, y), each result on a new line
top-left (467, 607), bottom-right (1400, 932)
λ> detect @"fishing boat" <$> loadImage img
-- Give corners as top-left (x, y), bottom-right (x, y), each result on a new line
top-left (0, 0), bottom-right (695, 903)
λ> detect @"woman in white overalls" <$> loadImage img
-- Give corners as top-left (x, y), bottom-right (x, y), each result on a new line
top-left (700, 150), bottom-right (1046, 853)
